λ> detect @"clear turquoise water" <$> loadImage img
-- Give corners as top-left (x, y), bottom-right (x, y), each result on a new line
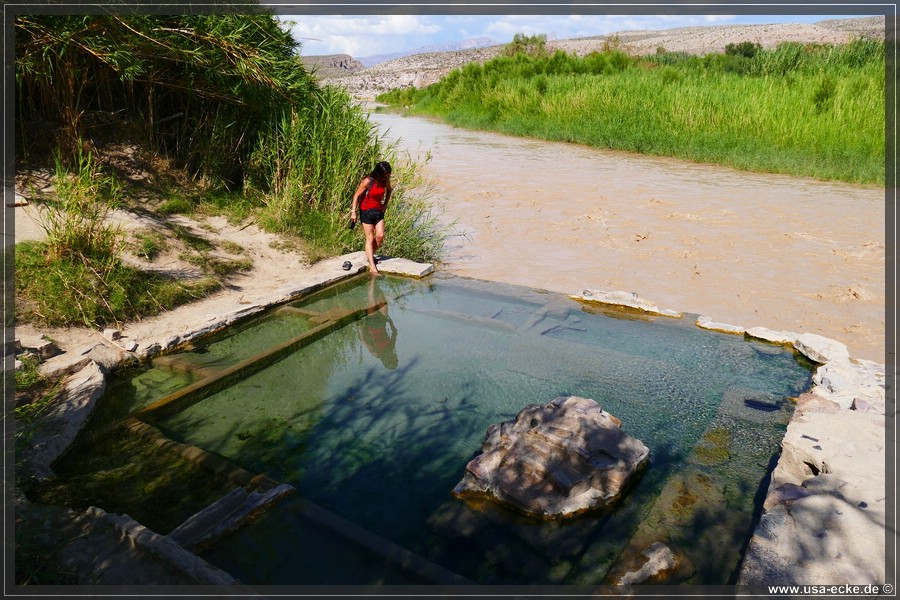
top-left (94, 273), bottom-right (814, 585)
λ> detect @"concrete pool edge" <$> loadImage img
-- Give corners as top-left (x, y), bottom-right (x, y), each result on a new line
top-left (15, 253), bottom-right (889, 587)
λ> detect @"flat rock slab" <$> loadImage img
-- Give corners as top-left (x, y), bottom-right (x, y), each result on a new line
top-left (376, 255), bottom-right (435, 277)
top-left (453, 396), bottom-right (650, 518)
top-left (794, 332), bottom-right (851, 364)
top-left (739, 348), bottom-right (887, 587)
top-left (570, 289), bottom-right (681, 318)
top-left (19, 362), bottom-right (106, 482)
top-left (696, 316), bottom-right (746, 334)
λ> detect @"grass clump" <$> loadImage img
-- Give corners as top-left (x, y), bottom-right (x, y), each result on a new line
top-left (156, 197), bottom-right (194, 215)
top-left (16, 240), bottom-right (221, 328)
top-left (16, 148), bottom-right (227, 327)
top-left (39, 146), bottom-right (123, 263)
top-left (131, 231), bottom-right (167, 261)
top-left (14, 353), bottom-right (46, 393)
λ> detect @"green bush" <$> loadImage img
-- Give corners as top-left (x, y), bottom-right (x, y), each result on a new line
top-left (726, 40), bottom-right (762, 58)
top-left (503, 33), bottom-right (548, 57)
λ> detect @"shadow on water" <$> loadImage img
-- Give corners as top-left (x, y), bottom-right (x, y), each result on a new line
top-left (31, 273), bottom-right (815, 586)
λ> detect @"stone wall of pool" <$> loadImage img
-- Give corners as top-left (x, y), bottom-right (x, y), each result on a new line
top-left (15, 251), bottom-right (889, 588)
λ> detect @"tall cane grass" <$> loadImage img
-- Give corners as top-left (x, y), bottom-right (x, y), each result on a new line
top-left (380, 39), bottom-right (885, 184)
top-left (252, 86), bottom-right (450, 262)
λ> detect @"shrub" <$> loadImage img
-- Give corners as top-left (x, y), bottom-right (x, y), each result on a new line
top-left (503, 33), bottom-right (548, 57)
top-left (726, 40), bottom-right (762, 58)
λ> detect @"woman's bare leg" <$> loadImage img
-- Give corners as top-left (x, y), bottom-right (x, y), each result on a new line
top-left (373, 219), bottom-right (386, 262)
top-left (363, 222), bottom-right (379, 274)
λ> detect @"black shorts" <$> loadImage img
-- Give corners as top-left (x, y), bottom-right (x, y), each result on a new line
top-left (360, 208), bottom-right (385, 225)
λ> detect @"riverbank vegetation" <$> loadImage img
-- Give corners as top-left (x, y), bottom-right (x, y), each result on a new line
top-left (15, 14), bottom-right (447, 330)
top-left (378, 34), bottom-right (884, 185)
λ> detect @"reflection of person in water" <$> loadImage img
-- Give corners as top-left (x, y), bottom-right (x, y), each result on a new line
top-left (358, 277), bottom-right (398, 370)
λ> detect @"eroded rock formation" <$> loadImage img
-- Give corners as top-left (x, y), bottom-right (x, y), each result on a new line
top-left (453, 396), bottom-right (649, 518)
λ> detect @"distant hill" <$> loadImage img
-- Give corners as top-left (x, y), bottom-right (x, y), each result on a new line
top-left (299, 53), bottom-right (366, 79)
top-left (324, 16), bottom-right (884, 100)
top-left (357, 36), bottom-right (495, 67)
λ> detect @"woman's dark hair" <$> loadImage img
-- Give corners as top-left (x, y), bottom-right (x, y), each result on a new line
top-left (371, 161), bottom-right (392, 179)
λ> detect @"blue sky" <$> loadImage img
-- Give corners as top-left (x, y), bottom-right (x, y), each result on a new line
top-left (277, 13), bottom-right (874, 58)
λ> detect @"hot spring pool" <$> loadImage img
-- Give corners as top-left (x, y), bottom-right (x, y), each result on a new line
top-left (42, 272), bottom-right (814, 586)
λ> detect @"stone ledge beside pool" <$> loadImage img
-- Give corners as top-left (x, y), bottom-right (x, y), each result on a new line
top-left (570, 289), bottom-right (682, 318)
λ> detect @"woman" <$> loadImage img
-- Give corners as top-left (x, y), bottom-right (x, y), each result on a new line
top-left (350, 161), bottom-right (392, 275)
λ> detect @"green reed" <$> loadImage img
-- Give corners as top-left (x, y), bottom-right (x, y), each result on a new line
top-left (250, 85), bottom-right (449, 261)
top-left (380, 39), bottom-right (885, 184)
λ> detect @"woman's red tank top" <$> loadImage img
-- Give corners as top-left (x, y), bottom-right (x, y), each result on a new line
top-left (360, 178), bottom-right (387, 211)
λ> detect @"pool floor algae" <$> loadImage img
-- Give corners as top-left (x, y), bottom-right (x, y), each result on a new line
top-left (29, 421), bottom-right (238, 535)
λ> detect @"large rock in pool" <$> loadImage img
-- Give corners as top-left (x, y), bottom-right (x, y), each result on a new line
top-left (453, 396), bottom-right (650, 518)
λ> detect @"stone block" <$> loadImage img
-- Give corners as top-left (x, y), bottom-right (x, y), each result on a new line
top-left (794, 333), bottom-right (850, 364)
top-left (745, 326), bottom-right (798, 345)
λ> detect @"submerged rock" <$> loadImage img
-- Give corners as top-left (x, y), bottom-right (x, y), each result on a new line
top-left (611, 542), bottom-right (680, 585)
top-left (452, 396), bottom-right (649, 519)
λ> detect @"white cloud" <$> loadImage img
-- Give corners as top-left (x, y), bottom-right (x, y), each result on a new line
top-left (280, 15), bottom-right (442, 56)
top-left (382, 15), bottom-right (442, 35)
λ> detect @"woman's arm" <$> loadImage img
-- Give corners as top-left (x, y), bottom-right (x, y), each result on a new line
top-left (350, 177), bottom-right (371, 220)
top-left (382, 182), bottom-right (393, 211)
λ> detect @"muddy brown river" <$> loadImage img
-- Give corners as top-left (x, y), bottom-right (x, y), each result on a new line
top-left (370, 107), bottom-right (886, 364)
